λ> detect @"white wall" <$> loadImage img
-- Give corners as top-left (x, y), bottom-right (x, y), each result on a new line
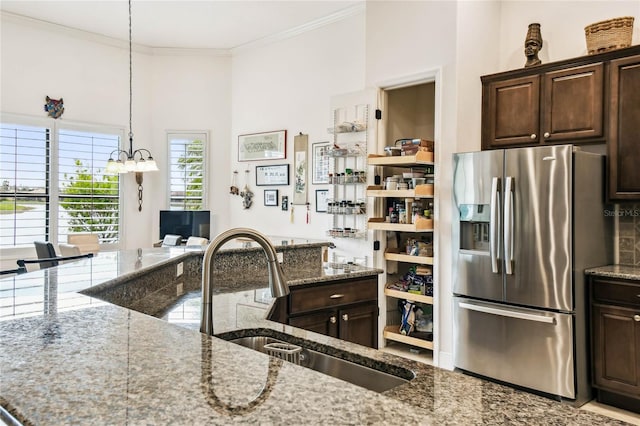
top-left (0, 14), bottom-right (232, 255)
top-left (498, 0), bottom-right (640, 71)
top-left (149, 51), bottom-right (232, 238)
top-left (229, 12), bottom-right (366, 247)
top-left (0, 15), bottom-right (151, 251)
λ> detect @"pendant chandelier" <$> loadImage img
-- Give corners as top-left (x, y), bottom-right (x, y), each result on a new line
top-left (106, 0), bottom-right (158, 175)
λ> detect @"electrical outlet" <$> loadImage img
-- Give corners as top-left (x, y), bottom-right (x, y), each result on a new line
top-left (276, 252), bottom-right (284, 263)
top-left (176, 282), bottom-right (184, 296)
top-left (176, 262), bottom-right (183, 277)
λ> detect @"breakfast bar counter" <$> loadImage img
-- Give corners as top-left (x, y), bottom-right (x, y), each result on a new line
top-left (0, 248), bottom-right (631, 425)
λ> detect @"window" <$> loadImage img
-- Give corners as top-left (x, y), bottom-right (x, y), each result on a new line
top-left (168, 132), bottom-right (207, 210)
top-left (0, 118), bottom-right (122, 248)
top-left (57, 127), bottom-right (121, 245)
top-left (0, 123), bottom-right (50, 247)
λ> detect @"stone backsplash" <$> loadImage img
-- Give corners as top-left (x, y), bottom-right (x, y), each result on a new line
top-left (617, 204), bottom-right (640, 265)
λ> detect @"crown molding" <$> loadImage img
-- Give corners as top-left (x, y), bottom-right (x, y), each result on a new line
top-left (1, 11), bottom-right (153, 54)
top-left (150, 47), bottom-right (230, 57)
top-left (230, 3), bottom-right (366, 55)
top-left (2, 2), bottom-right (365, 57)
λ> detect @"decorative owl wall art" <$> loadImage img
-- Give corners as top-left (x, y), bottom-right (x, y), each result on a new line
top-left (44, 96), bottom-right (64, 119)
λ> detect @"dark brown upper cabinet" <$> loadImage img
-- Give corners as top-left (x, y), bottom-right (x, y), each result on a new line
top-left (482, 63), bottom-right (604, 149)
top-left (481, 45), bottom-right (640, 200)
top-left (608, 54), bottom-right (640, 201)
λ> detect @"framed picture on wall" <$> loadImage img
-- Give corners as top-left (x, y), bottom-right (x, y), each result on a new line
top-left (256, 164), bottom-right (289, 186)
top-left (238, 130), bottom-right (286, 161)
top-left (312, 141), bottom-right (331, 184)
top-left (315, 189), bottom-right (329, 212)
top-left (264, 189), bottom-right (278, 206)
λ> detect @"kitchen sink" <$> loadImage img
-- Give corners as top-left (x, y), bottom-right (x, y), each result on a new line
top-left (224, 334), bottom-right (413, 393)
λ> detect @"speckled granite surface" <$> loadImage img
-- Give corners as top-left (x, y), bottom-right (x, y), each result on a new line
top-left (585, 264), bottom-right (640, 281)
top-left (0, 248), bottom-right (633, 425)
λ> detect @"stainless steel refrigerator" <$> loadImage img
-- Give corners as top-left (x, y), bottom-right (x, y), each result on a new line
top-left (452, 144), bottom-right (612, 405)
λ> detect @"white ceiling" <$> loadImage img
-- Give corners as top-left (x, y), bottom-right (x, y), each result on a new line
top-left (0, 0), bottom-right (362, 50)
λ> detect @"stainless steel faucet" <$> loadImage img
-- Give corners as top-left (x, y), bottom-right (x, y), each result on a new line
top-left (200, 227), bottom-right (289, 336)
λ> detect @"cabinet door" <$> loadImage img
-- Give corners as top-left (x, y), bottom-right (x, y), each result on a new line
top-left (592, 304), bottom-right (640, 396)
top-left (542, 63), bottom-right (604, 143)
top-left (608, 55), bottom-right (640, 200)
top-left (482, 75), bottom-right (540, 149)
top-left (338, 303), bottom-right (378, 348)
top-left (289, 310), bottom-right (338, 338)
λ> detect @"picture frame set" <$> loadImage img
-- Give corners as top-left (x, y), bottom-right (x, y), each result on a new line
top-left (237, 130), bottom-right (332, 212)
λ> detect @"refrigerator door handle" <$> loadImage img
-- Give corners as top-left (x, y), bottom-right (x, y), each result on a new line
top-left (459, 301), bottom-right (556, 324)
top-left (504, 176), bottom-right (514, 275)
top-left (490, 177), bottom-right (500, 273)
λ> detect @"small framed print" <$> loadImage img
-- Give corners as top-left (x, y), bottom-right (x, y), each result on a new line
top-left (315, 189), bottom-right (329, 212)
top-left (264, 189), bottom-right (278, 206)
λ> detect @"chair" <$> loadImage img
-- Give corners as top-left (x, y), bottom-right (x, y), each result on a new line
top-left (67, 233), bottom-right (100, 255)
top-left (162, 234), bottom-right (183, 247)
top-left (18, 242), bottom-right (94, 272)
top-left (58, 243), bottom-right (82, 257)
top-left (185, 236), bottom-right (208, 247)
top-left (34, 241), bottom-right (58, 269)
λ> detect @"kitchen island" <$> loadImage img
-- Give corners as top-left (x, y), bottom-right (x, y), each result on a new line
top-left (0, 247), bottom-right (631, 425)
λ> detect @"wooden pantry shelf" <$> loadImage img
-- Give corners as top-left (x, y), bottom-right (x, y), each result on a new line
top-left (368, 217), bottom-right (433, 232)
top-left (367, 151), bottom-right (434, 166)
top-left (384, 251), bottom-right (433, 265)
top-left (383, 325), bottom-right (434, 350)
top-left (366, 184), bottom-right (434, 198)
top-left (384, 287), bottom-right (434, 304)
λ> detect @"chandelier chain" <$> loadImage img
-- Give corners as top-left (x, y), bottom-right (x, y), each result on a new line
top-left (128, 0), bottom-right (133, 139)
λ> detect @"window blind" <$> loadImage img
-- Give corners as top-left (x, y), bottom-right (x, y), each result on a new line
top-left (168, 133), bottom-right (206, 210)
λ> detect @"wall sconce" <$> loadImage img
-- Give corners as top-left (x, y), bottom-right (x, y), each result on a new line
top-left (105, 0), bottom-right (157, 212)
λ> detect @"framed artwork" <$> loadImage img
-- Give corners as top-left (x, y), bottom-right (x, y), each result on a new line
top-left (256, 164), bottom-right (289, 186)
top-left (315, 189), bottom-right (329, 212)
top-left (293, 133), bottom-right (308, 205)
top-left (281, 195), bottom-right (289, 211)
top-left (312, 141), bottom-right (331, 184)
top-left (264, 189), bottom-right (278, 206)
top-left (238, 130), bottom-right (286, 161)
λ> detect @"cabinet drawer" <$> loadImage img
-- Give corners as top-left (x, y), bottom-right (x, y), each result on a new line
top-left (592, 278), bottom-right (640, 307)
top-left (289, 278), bottom-right (377, 314)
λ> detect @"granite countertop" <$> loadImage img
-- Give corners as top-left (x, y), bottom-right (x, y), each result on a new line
top-left (585, 264), bottom-right (640, 281)
top-left (0, 250), bottom-right (632, 425)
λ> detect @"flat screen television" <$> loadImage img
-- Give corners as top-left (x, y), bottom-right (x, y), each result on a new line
top-left (159, 210), bottom-right (210, 240)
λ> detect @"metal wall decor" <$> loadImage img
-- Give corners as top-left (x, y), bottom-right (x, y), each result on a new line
top-left (44, 96), bottom-right (64, 119)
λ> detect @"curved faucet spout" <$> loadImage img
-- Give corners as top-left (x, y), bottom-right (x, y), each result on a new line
top-left (200, 228), bottom-right (289, 336)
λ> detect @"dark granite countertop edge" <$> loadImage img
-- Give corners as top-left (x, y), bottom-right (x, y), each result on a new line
top-left (585, 264), bottom-right (640, 281)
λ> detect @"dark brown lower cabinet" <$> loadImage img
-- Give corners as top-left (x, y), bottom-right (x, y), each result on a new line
top-left (270, 275), bottom-right (379, 349)
top-left (590, 276), bottom-right (640, 413)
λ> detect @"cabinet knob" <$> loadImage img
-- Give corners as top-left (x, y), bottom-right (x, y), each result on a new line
top-left (530, 134), bottom-right (537, 140)
top-left (543, 132), bottom-right (550, 138)
top-left (342, 314), bottom-right (349, 321)
top-left (634, 315), bottom-right (640, 322)
top-left (330, 316), bottom-right (337, 324)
